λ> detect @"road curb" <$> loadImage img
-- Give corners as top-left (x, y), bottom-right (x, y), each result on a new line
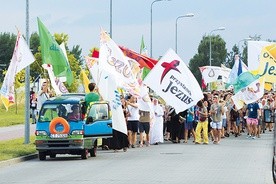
top-left (0, 153), bottom-right (38, 169)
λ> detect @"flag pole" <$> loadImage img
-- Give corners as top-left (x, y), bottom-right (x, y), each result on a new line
top-left (24, 0), bottom-right (30, 144)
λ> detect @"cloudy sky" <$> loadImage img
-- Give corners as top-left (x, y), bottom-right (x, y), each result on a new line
top-left (1, 0), bottom-right (275, 64)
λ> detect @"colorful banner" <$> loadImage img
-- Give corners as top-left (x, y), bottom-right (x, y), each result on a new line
top-left (232, 78), bottom-right (264, 110)
top-left (119, 46), bottom-right (157, 69)
top-left (258, 44), bottom-right (276, 83)
top-left (143, 48), bottom-right (203, 113)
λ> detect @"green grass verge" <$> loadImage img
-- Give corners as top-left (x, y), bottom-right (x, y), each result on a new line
top-left (0, 136), bottom-right (36, 161)
top-left (0, 104), bottom-right (26, 127)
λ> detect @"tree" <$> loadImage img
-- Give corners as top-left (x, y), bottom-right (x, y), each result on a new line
top-left (70, 45), bottom-right (83, 66)
top-left (0, 32), bottom-right (16, 82)
top-left (189, 35), bottom-right (227, 85)
top-left (225, 44), bottom-right (238, 69)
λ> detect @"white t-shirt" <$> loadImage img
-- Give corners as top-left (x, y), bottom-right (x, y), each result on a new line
top-left (126, 104), bottom-right (140, 121)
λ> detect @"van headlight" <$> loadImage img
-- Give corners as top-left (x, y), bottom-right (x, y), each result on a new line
top-left (71, 130), bottom-right (84, 135)
top-left (35, 130), bottom-right (47, 136)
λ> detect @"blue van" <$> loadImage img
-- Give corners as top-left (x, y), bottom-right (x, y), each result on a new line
top-left (35, 94), bottom-right (113, 160)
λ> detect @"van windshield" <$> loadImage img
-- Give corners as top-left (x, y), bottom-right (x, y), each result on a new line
top-left (38, 103), bottom-right (81, 122)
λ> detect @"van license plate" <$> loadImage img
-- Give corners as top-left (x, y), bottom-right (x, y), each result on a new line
top-left (50, 134), bottom-right (68, 138)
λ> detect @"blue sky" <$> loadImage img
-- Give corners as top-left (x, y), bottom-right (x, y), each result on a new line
top-left (1, 0), bottom-right (275, 64)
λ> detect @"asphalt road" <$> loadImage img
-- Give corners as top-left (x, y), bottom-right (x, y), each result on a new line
top-left (0, 131), bottom-right (274, 184)
top-left (0, 124), bottom-right (36, 141)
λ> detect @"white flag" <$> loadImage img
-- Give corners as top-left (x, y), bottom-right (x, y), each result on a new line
top-left (199, 66), bottom-right (222, 83)
top-left (97, 71), bottom-right (127, 135)
top-left (0, 32), bottom-right (35, 110)
top-left (144, 48), bottom-right (203, 113)
top-left (99, 30), bottom-right (138, 94)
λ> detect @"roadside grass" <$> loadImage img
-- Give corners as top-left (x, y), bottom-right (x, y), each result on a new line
top-left (0, 136), bottom-right (36, 161)
top-left (0, 104), bottom-right (26, 127)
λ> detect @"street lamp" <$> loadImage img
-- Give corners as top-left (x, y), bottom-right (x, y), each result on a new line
top-left (175, 13), bottom-right (194, 53)
top-left (209, 26), bottom-right (225, 66)
top-left (150, 0), bottom-right (171, 58)
top-left (110, 0), bottom-right (112, 38)
top-left (238, 37), bottom-right (251, 55)
top-left (25, 0), bottom-right (30, 144)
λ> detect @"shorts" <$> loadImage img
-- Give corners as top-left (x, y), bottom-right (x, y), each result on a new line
top-left (184, 121), bottom-right (194, 130)
top-left (139, 122), bottom-right (150, 134)
top-left (222, 118), bottom-right (227, 128)
top-left (127, 120), bottom-right (139, 132)
top-left (211, 121), bottom-right (222, 129)
top-left (139, 110), bottom-right (151, 122)
top-left (246, 118), bottom-right (258, 126)
top-left (236, 118), bottom-right (240, 126)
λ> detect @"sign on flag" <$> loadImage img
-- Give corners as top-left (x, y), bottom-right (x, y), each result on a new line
top-left (258, 44), bottom-right (276, 83)
top-left (143, 49), bottom-right (203, 113)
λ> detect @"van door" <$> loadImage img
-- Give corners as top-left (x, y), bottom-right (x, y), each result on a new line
top-left (84, 102), bottom-right (113, 137)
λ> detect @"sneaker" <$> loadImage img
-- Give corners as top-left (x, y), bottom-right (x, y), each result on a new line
top-left (252, 136), bottom-right (256, 139)
top-left (146, 142), bottom-right (150, 147)
top-left (246, 135), bottom-right (252, 139)
top-left (131, 145), bottom-right (135, 148)
top-left (139, 144), bottom-right (143, 148)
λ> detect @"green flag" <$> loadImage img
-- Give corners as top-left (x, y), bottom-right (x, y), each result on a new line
top-left (37, 18), bottom-right (73, 85)
top-left (140, 35), bottom-right (150, 80)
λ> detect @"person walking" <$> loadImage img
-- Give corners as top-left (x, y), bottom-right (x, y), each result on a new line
top-left (126, 95), bottom-right (139, 148)
top-left (150, 98), bottom-right (164, 145)
top-left (195, 100), bottom-right (209, 144)
top-left (137, 80), bottom-right (152, 147)
top-left (30, 87), bottom-right (37, 124)
top-left (210, 95), bottom-right (224, 144)
top-left (246, 102), bottom-right (260, 139)
top-left (183, 106), bottom-right (196, 143)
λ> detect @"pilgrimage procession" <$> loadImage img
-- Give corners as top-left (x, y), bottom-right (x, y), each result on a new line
top-left (0, 1), bottom-right (276, 183)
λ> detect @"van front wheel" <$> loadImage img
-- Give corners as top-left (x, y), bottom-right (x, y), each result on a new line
top-left (81, 149), bottom-right (89, 159)
top-left (39, 152), bottom-right (46, 161)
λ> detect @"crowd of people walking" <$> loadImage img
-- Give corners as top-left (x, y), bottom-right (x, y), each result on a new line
top-left (118, 89), bottom-right (276, 151)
